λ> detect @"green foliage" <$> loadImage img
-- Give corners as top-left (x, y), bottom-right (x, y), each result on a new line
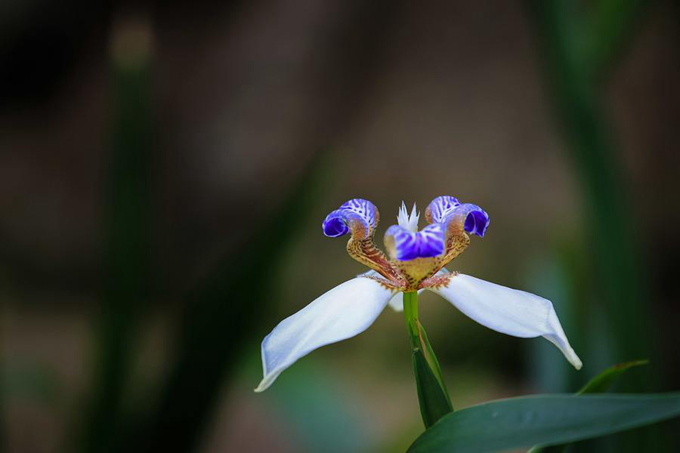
top-left (528, 2), bottom-right (655, 448)
top-left (412, 347), bottom-right (453, 428)
top-left (76, 32), bottom-right (329, 450)
top-left (403, 291), bottom-right (453, 428)
top-left (527, 0), bottom-right (653, 390)
top-left (120, 152), bottom-right (329, 453)
top-left (78, 27), bottom-right (153, 453)
top-left (408, 394), bottom-right (680, 453)
top-left (577, 360), bottom-right (648, 395)
top-left (529, 360), bottom-right (649, 452)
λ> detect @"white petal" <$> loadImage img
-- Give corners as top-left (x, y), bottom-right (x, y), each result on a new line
top-left (388, 292), bottom-right (406, 312)
top-left (255, 277), bottom-right (394, 392)
top-left (428, 273), bottom-right (582, 369)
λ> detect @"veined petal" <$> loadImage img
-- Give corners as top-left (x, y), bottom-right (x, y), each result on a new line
top-left (256, 277), bottom-right (394, 392)
top-left (425, 195), bottom-right (461, 223)
top-left (322, 198), bottom-right (378, 239)
top-left (384, 223), bottom-right (446, 261)
top-left (428, 273), bottom-right (582, 369)
top-left (425, 196), bottom-right (490, 237)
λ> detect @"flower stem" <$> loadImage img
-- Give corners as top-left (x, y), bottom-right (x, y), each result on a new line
top-left (403, 291), bottom-right (453, 428)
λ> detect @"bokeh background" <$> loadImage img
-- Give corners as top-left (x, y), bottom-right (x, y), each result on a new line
top-left (2, 1), bottom-right (679, 452)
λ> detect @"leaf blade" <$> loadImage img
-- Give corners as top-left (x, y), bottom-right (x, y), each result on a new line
top-left (408, 394), bottom-right (680, 453)
top-left (578, 360), bottom-right (648, 394)
top-left (412, 347), bottom-right (453, 428)
top-left (529, 360), bottom-right (651, 452)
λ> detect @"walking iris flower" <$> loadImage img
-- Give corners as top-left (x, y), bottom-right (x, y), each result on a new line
top-left (255, 196), bottom-right (581, 392)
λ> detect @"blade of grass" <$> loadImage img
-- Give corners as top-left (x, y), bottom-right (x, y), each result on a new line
top-left (117, 1), bottom-right (408, 449)
top-left (124, 151), bottom-right (330, 453)
top-left (77, 17), bottom-right (154, 453)
top-left (578, 360), bottom-right (649, 395)
top-left (582, 0), bottom-right (649, 79)
top-left (527, 0), bottom-right (653, 395)
top-left (526, 2), bottom-right (657, 450)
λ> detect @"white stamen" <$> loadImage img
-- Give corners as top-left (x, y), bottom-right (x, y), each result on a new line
top-left (397, 201), bottom-right (419, 232)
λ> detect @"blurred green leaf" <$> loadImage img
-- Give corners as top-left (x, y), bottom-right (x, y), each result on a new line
top-left (528, 3), bottom-right (657, 448)
top-left (578, 360), bottom-right (648, 395)
top-left (582, 0), bottom-right (648, 78)
top-left (527, 0), bottom-right (654, 387)
top-left (3, 361), bottom-right (61, 405)
top-left (529, 360), bottom-right (649, 453)
top-left (262, 360), bottom-right (372, 453)
top-left (78, 17), bottom-right (154, 453)
top-left (407, 394), bottom-right (680, 453)
top-left (123, 151), bottom-right (329, 453)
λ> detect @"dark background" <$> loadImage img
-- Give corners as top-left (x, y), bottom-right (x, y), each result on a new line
top-left (2, 1), bottom-right (679, 452)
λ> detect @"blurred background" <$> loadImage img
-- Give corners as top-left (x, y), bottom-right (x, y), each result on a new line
top-left (1, 1), bottom-right (679, 452)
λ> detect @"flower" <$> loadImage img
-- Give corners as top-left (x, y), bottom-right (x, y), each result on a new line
top-left (255, 196), bottom-right (582, 392)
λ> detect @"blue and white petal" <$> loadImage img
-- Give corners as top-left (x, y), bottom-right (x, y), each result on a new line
top-left (255, 277), bottom-right (394, 392)
top-left (427, 274), bottom-right (582, 369)
top-left (458, 204), bottom-right (490, 237)
top-left (322, 198), bottom-right (378, 239)
top-left (426, 196), bottom-right (490, 237)
top-left (384, 223), bottom-right (446, 261)
top-left (426, 195), bottom-right (462, 223)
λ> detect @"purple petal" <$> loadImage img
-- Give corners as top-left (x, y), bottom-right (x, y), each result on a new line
top-left (385, 224), bottom-right (445, 261)
top-left (426, 196), bottom-right (489, 238)
top-left (322, 211), bottom-right (349, 237)
top-left (322, 198), bottom-right (378, 238)
top-left (426, 196), bottom-right (461, 223)
top-left (462, 204), bottom-right (490, 237)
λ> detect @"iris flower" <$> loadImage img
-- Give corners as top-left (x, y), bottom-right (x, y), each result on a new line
top-left (255, 196), bottom-right (581, 392)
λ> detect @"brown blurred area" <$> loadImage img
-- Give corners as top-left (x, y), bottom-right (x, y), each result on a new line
top-left (1, 1), bottom-right (679, 452)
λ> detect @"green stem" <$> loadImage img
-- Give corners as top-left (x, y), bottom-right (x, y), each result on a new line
top-left (403, 290), bottom-right (419, 336)
top-left (403, 291), bottom-right (453, 428)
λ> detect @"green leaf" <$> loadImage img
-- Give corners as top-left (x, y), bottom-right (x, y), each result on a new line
top-left (408, 394), bottom-right (680, 453)
top-left (578, 360), bottom-right (648, 394)
top-left (528, 360), bottom-right (650, 452)
top-left (412, 347), bottom-right (453, 428)
top-left (403, 291), bottom-right (453, 428)
top-left (79, 25), bottom-right (154, 453)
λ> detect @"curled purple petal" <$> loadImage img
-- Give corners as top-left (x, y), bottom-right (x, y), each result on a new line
top-left (426, 196), bottom-right (489, 238)
top-left (462, 204), bottom-right (490, 237)
top-left (322, 198), bottom-right (378, 238)
top-left (426, 196), bottom-right (461, 223)
top-left (385, 224), bottom-right (445, 261)
top-left (322, 211), bottom-right (350, 237)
